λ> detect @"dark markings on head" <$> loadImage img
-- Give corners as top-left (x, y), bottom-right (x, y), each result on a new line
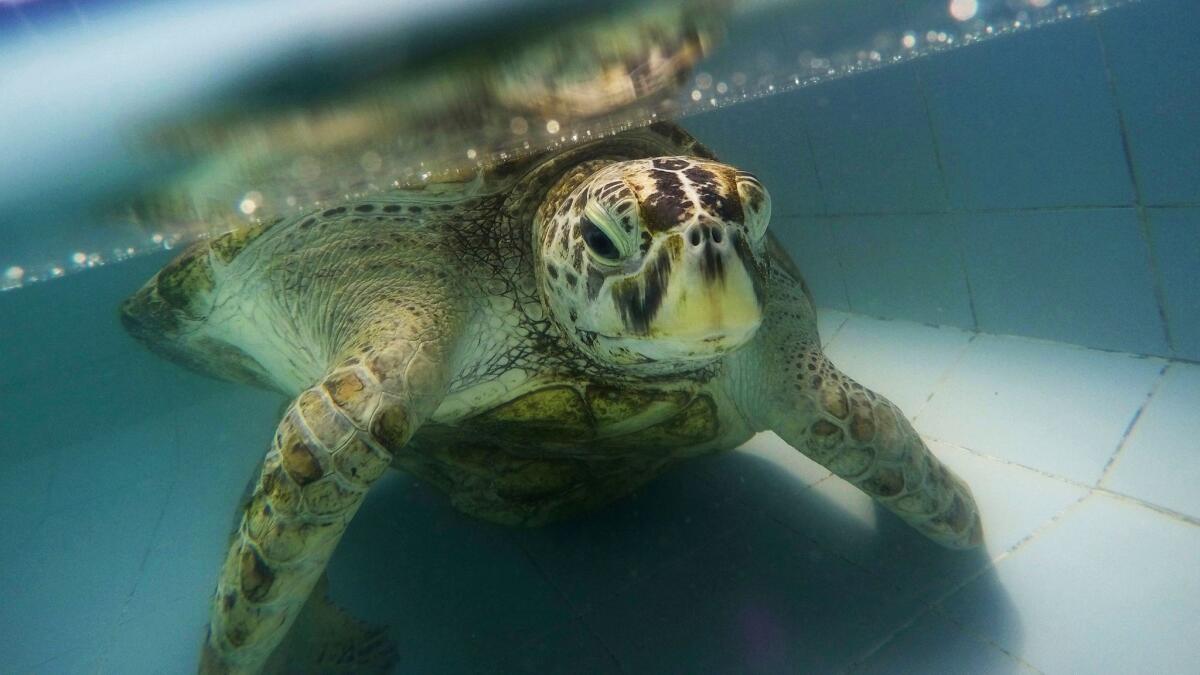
top-left (698, 225), bottom-right (726, 285)
top-left (565, 271), bottom-right (578, 288)
top-left (354, 204), bottom-right (375, 213)
top-left (571, 243), bottom-right (584, 271)
top-left (611, 241), bottom-right (675, 335)
top-left (586, 265), bottom-right (605, 300)
top-left (642, 169), bottom-right (691, 232)
top-left (322, 206), bottom-right (346, 217)
top-left (687, 166), bottom-right (745, 225)
top-left (545, 263), bottom-right (559, 280)
top-left (382, 204), bottom-right (402, 213)
top-left (640, 231), bottom-right (652, 255)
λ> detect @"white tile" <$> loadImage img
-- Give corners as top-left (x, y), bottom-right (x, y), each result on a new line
top-left (959, 209), bottom-right (1167, 357)
top-left (1099, 0), bottom-right (1200, 206)
top-left (511, 463), bottom-right (749, 617)
top-left (494, 617), bottom-right (620, 674)
top-left (45, 415), bottom-right (181, 514)
top-left (1148, 209), bottom-right (1200, 362)
top-left (816, 307), bottom-right (850, 348)
top-left (1104, 362), bottom-right (1200, 519)
top-left (129, 388), bottom-right (305, 618)
top-left (916, 335), bottom-right (1166, 484)
top-left (708, 432), bottom-right (832, 496)
top-left (752, 440), bottom-right (1087, 603)
top-left (942, 493), bottom-right (1200, 674)
top-left (800, 64), bottom-right (948, 215)
top-left (19, 646), bottom-right (102, 675)
top-left (852, 610), bottom-right (1036, 675)
top-left (775, 216), bottom-right (851, 311)
top-left (101, 604), bottom-right (207, 675)
top-left (0, 453), bottom-right (56, 568)
top-left (824, 316), bottom-right (973, 419)
top-left (0, 482), bottom-right (169, 670)
top-left (323, 473), bottom-right (578, 674)
top-left (832, 215), bottom-right (975, 330)
top-left (583, 514), bottom-right (925, 673)
top-left (919, 20), bottom-right (1133, 210)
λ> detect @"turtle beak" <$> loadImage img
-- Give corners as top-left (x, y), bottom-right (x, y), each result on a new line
top-left (603, 224), bottom-right (763, 360)
top-left (651, 222), bottom-right (762, 348)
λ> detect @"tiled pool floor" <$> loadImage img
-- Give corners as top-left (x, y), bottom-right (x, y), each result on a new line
top-left (2, 309), bottom-right (1197, 674)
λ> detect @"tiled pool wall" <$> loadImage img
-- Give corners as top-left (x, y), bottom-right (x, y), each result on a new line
top-left (684, 0), bottom-right (1200, 362)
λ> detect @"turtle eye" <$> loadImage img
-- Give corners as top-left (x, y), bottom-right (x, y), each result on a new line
top-left (736, 173), bottom-right (772, 242)
top-left (580, 216), bottom-right (621, 261)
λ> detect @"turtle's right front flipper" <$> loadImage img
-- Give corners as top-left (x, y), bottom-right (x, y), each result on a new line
top-left (201, 335), bottom-right (455, 674)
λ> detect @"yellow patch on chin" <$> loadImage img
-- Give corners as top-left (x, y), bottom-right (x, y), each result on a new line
top-left (652, 253), bottom-right (762, 342)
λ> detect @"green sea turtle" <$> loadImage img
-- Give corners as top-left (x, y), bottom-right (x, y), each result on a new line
top-left (122, 122), bottom-right (982, 674)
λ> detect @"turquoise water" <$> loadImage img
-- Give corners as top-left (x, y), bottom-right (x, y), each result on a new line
top-left (1, 1), bottom-right (1198, 673)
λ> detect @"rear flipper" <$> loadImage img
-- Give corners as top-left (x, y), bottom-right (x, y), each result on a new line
top-left (264, 574), bottom-right (397, 675)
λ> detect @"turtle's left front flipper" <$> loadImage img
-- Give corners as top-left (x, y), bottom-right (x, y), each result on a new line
top-left (200, 333), bottom-right (456, 675)
top-left (731, 262), bottom-right (982, 550)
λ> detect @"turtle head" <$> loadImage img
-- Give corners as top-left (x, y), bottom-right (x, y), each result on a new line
top-left (535, 156), bottom-right (771, 372)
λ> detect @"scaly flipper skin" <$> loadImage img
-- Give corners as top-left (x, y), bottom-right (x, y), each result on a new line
top-left (200, 312), bottom-right (463, 673)
top-left (729, 250), bottom-right (983, 549)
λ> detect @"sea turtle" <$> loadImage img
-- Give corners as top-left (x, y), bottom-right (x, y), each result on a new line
top-left (121, 122), bottom-right (982, 674)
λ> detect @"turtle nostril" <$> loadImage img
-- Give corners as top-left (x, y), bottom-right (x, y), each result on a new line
top-left (688, 229), bottom-right (702, 247)
top-left (711, 227), bottom-right (723, 244)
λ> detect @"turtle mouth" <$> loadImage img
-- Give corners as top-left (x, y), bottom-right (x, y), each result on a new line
top-left (594, 318), bottom-right (761, 360)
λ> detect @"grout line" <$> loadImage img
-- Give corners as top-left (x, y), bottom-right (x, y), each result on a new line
top-left (776, 201), bottom-right (1200, 220)
top-left (840, 499), bottom-right (1069, 675)
top-left (931, 607), bottom-right (1048, 675)
top-left (1091, 15), bottom-right (1145, 202)
top-left (1092, 487), bottom-right (1200, 527)
top-left (845, 487), bottom-right (1089, 672)
top-left (912, 332), bottom-right (977, 424)
top-left (921, 434), bottom-right (1097, 492)
top-left (1136, 215), bottom-right (1178, 356)
top-left (988, 493), bottom-right (1093, 568)
top-left (510, 543), bottom-right (629, 674)
top-left (1097, 361), bottom-right (1171, 485)
top-left (957, 242), bottom-right (981, 333)
top-left (97, 467), bottom-right (183, 673)
top-left (775, 204), bottom-right (1143, 219)
top-left (847, 491), bottom-right (1094, 673)
top-left (819, 312), bottom-right (851, 350)
top-left (817, 303), bottom-right (1178, 361)
top-left (1094, 13), bottom-right (1179, 359)
top-left (910, 62), bottom-right (953, 210)
top-left (931, 427), bottom-right (1200, 528)
top-left (927, 431), bottom-right (1200, 528)
top-left (702, 464), bottom-right (875, 575)
top-left (797, 108), bottom-right (829, 217)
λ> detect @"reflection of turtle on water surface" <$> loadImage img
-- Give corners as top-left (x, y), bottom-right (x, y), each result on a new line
top-left (122, 122), bottom-right (982, 673)
top-left (135, 0), bottom-right (727, 241)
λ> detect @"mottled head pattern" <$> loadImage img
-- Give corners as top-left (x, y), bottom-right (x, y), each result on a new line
top-left (535, 156), bottom-right (771, 372)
